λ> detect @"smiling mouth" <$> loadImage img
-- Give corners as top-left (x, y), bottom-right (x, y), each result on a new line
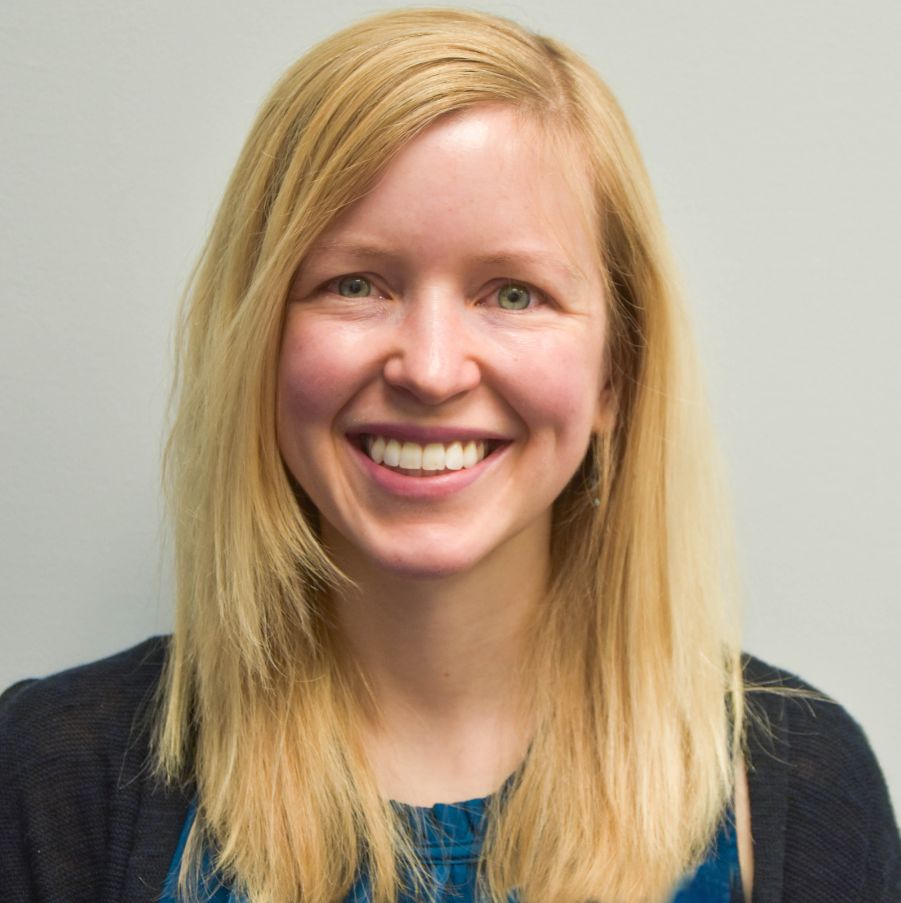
top-left (358, 434), bottom-right (503, 477)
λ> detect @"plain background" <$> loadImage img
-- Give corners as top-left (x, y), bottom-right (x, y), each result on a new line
top-left (2, 1), bottom-right (898, 811)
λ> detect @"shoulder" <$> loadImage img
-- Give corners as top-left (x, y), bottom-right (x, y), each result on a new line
top-left (742, 654), bottom-right (888, 797)
top-left (741, 653), bottom-right (900, 903)
top-left (0, 634), bottom-right (170, 716)
top-left (0, 637), bottom-right (186, 903)
top-left (0, 636), bottom-right (169, 771)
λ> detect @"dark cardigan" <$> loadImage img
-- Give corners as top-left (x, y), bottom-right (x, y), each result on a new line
top-left (1, 637), bottom-right (898, 902)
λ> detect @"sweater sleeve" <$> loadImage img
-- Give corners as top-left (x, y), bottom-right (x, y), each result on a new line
top-left (781, 691), bottom-right (900, 901)
top-left (743, 657), bottom-right (900, 903)
top-left (0, 673), bottom-right (115, 902)
top-left (0, 638), bottom-right (185, 903)
top-left (0, 678), bottom-right (40, 901)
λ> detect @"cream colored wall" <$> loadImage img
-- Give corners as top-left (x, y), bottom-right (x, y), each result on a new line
top-left (2, 1), bottom-right (898, 808)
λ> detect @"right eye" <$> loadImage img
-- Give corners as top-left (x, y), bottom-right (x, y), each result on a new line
top-left (333, 275), bottom-right (372, 298)
top-left (496, 283), bottom-right (532, 311)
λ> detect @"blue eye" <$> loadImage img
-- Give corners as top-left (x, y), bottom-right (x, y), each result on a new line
top-left (497, 283), bottom-right (531, 310)
top-left (337, 275), bottom-right (372, 298)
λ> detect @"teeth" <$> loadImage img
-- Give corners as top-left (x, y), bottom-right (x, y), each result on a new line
top-left (364, 435), bottom-right (492, 473)
top-left (383, 438), bottom-right (401, 467)
top-left (444, 442), bottom-right (464, 471)
top-left (421, 443), bottom-right (445, 471)
top-left (370, 435), bottom-right (386, 464)
top-left (399, 442), bottom-right (422, 469)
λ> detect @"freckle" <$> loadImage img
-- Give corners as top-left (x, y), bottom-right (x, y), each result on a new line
top-left (443, 672), bottom-right (450, 678)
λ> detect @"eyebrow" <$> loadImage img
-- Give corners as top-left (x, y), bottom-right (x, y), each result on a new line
top-left (305, 240), bottom-right (589, 285)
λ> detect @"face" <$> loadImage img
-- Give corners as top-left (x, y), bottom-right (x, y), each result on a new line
top-left (277, 106), bottom-right (611, 582)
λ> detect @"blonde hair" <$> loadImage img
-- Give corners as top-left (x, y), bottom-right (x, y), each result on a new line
top-left (156, 8), bottom-right (744, 902)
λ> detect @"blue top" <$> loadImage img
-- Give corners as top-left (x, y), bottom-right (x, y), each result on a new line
top-left (162, 796), bottom-right (738, 902)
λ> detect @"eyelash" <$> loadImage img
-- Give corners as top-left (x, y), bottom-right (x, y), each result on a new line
top-left (323, 274), bottom-right (550, 311)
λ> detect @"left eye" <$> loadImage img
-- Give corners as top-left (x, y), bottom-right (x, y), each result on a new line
top-left (497, 283), bottom-right (532, 310)
top-left (335, 275), bottom-right (372, 298)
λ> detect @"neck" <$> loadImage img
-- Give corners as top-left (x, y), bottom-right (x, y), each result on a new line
top-left (331, 533), bottom-right (547, 719)
top-left (325, 522), bottom-right (548, 803)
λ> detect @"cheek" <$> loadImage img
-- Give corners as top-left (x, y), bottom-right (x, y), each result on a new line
top-left (504, 331), bottom-right (605, 437)
top-left (277, 316), bottom-right (360, 424)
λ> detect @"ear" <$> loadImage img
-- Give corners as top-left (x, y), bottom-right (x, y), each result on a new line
top-left (592, 379), bottom-right (617, 436)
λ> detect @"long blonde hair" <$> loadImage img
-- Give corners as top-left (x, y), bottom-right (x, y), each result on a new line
top-left (156, 9), bottom-right (744, 902)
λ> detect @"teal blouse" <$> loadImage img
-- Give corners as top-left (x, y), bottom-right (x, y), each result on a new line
top-left (162, 795), bottom-right (739, 902)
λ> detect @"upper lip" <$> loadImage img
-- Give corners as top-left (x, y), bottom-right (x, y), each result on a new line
top-left (346, 423), bottom-right (512, 444)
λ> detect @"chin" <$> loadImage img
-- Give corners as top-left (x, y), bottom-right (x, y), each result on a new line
top-left (323, 515), bottom-right (543, 584)
top-left (368, 546), bottom-right (488, 581)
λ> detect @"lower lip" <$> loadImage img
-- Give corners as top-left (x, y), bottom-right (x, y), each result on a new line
top-left (349, 440), bottom-right (507, 500)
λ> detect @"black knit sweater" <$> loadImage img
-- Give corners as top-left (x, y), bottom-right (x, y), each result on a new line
top-left (0, 637), bottom-right (898, 902)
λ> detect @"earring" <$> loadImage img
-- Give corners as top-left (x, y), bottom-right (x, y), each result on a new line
top-left (585, 435), bottom-right (603, 509)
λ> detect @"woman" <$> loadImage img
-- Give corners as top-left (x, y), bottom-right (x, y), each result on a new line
top-left (1, 9), bottom-right (897, 903)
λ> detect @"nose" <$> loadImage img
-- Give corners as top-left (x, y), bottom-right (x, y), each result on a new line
top-left (382, 294), bottom-right (481, 405)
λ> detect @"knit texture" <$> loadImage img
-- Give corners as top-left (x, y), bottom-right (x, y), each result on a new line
top-left (741, 656), bottom-right (900, 901)
top-left (1, 637), bottom-right (898, 903)
top-left (0, 639), bottom-right (187, 903)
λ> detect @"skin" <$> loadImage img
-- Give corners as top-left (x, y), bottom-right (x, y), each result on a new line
top-left (278, 104), bottom-right (610, 802)
top-left (280, 108), bottom-right (611, 584)
top-left (276, 104), bottom-right (753, 891)
top-left (736, 757), bottom-right (755, 899)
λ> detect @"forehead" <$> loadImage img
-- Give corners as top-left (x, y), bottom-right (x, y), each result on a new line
top-left (309, 105), bottom-right (601, 281)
